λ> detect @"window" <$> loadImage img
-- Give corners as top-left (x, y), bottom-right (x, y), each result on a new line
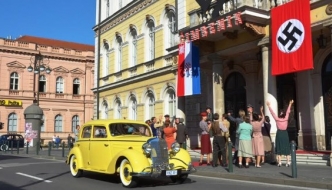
top-left (10, 72), bottom-right (19, 90)
top-left (39, 75), bottom-right (46, 92)
top-left (8, 113), bottom-right (17, 132)
top-left (167, 10), bottom-right (177, 48)
top-left (166, 89), bottom-right (176, 117)
top-left (116, 35), bottom-right (123, 72)
top-left (147, 20), bottom-right (155, 61)
top-left (81, 126), bottom-right (92, 138)
top-left (93, 126), bottom-right (107, 138)
top-left (54, 115), bottom-right (63, 132)
top-left (73, 78), bottom-right (80, 95)
top-left (128, 96), bottom-right (137, 120)
top-left (130, 28), bottom-right (138, 67)
top-left (72, 115), bottom-right (80, 132)
top-left (56, 77), bottom-right (64, 93)
top-left (109, 123), bottom-right (151, 136)
top-left (145, 91), bottom-right (155, 120)
top-left (102, 42), bottom-right (109, 77)
top-left (41, 115), bottom-right (45, 132)
top-left (119, 0), bottom-right (122, 8)
top-left (106, 0), bottom-right (110, 17)
top-left (115, 98), bottom-right (122, 119)
top-left (101, 99), bottom-right (108, 119)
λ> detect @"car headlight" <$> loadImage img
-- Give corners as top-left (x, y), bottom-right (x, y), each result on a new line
top-left (171, 142), bottom-right (180, 153)
top-left (142, 143), bottom-right (152, 155)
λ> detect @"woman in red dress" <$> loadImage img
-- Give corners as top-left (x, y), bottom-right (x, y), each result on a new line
top-left (163, 120), bottom-right (177, 149)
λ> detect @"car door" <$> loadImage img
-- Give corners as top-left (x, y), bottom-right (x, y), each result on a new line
top-left (77, 125), bottom-right (92, 169)
top-left (89, 125), bottom-right (110, 171)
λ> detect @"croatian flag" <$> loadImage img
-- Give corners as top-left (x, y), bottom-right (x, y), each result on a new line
top-left (177, 41), bottom-right (201, 97)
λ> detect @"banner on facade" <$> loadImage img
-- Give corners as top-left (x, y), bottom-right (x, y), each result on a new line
top-left (177, 41), bottom-right (201, 97)
top-left (271, 0), bottom-right (313, 75)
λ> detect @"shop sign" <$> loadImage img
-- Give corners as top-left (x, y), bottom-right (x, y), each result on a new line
top-left (180, 12), bottom-right (243, 41)
top-left (0, 99), bottom-right (23, 107)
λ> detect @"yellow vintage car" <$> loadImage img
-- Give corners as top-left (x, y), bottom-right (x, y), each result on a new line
top-left (66, 119), bottom-right (195, 187)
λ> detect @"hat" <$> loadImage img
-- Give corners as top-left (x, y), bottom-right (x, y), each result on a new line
top-left (247, 104), bottom-right (253, 108)
top-left (200, 112), bottom-right (207, 117)
top-left (164, 114), bottom-right (170, 117)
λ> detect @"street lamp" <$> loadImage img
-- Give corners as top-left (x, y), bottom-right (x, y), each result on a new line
top-left (28, 52), bottom-right (52, 105)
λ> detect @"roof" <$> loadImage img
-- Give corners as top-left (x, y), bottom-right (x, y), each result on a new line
top-left (16, 35), bottom-right (94, 52)
top-left (83, 119), bottom-right (148, 126)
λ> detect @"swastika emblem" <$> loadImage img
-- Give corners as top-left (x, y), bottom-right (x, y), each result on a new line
top-left (276, 19), bottom-right (305, 53)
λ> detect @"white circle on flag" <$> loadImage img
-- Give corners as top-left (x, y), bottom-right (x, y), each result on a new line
top-left (276, 19), bottom-right (305, 53)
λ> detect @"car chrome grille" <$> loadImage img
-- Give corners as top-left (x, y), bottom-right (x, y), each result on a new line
top-left (150, 138), bottom-right (169, 169)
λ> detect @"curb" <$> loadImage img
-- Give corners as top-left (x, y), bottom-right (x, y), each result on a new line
top-left (193, 170), bottom-right (332, 189)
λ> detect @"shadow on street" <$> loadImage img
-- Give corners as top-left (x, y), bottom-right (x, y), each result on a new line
top-left (0, 181), bottom-right (24, 190)
top-left (0, 155), bottom-right (26, 161)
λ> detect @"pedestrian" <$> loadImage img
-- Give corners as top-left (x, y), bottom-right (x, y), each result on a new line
top-left (237, 116), bottom-right (253, 168)
top-left (222, 113), bottom-right (231, 164)
top-left (249, 106), bottom-right (265, 168)
top-left (267, 100), bottom-right (294, 167)
top-left (149, 117), bottom-right (157, 137)
top-left (74, 125), bottom-right (80, 143)
top-left (262, 115), bottom-right (272, 164)
top-left (199, 112), bottom-right (212, 166)
top-left (67, 134), bottom-right (73, 149)
top-left (52, 135), bottom-right (56, 148)
top-left (55, 136), bottom-right (61, 149)
top-left (175, 117), bottom-right (188, 149)
top-left (163, 120), bottom-right (177, 149)
top-left (227, 109), bottom-right (246, 164)
top-left (206, 107), bottom-right (214, 160)
top-left (211, 113), bottom-right (228, 167)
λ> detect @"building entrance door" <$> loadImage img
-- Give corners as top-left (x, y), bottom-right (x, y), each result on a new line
top-left (322, 53), bottom-right (332, 150)
top-left (224, 72), bottom-right (246, 143)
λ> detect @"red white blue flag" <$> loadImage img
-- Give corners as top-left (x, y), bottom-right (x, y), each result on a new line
top-left (177, 42), bottom-right (201, 97)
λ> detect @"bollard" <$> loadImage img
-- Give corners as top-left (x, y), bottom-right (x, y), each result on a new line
top-left (290, 141), bottom-right (297, 178)
top-left (62, 142), bottom-right (65, 157)
top-left (228, 141), bottom-right (233, 173)
top-left (271, 142), bottom-right (276, 164)
top-left (17, 142), bottom-right (19, 154)
top-left (48, 141), bottom-right (51, 156)
top-left (11, 141), bottom-right (13, 154)
top-left (26, 142), bottom-right (29, 154)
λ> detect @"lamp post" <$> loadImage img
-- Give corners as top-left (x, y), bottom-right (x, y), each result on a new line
top-left (27, 52), bottom-right (52, 105)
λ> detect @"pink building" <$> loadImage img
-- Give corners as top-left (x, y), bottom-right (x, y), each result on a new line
top-left (0, 36), bottom-right (94, 143)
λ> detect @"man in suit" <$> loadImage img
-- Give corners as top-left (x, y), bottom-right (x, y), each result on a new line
top-left (175, 117), bottom-right (188, 149)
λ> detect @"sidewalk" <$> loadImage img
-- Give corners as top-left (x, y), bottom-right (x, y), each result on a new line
top-left (1, 149), bottom-right (331, 189)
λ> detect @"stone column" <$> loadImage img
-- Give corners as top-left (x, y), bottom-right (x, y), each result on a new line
top-left (261, 45), bottom-right (278, 142)
top-left (208, 54), bottom-right (225, 115)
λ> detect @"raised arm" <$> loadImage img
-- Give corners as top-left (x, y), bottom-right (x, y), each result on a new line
top-left (267, 101), bottom-right (278, 121)
top-left (260, 106), bottom-right (265, 124)
top-left (284, 100), bottom-right (294, 121)
top-left (227, 113), bottom-right (237, 123)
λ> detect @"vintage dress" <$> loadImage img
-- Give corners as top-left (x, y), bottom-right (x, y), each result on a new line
top-left (250, 116), bottom-right (265, 156)
top-left (163, 127), bottom-right (177, 149)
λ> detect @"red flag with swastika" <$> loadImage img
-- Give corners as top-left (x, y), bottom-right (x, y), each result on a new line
top-left (271, 0), bottom-right (313, 75)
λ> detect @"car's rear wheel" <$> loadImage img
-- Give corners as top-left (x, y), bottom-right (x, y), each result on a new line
top-left (119, 159), bottom-right (137, 188)
top-left (70, 155), bottom-right (83, 177)
top-left (0, 144), bottom-right (8, 151)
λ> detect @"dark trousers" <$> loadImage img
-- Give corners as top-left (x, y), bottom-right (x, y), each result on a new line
top-left (213, 136), bottom-right (226, 165)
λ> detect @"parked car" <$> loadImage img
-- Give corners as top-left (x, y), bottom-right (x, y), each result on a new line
top-left (0, 134), bottom-right (25, 151)
top-left (66, 119), bottom-right (196, 187)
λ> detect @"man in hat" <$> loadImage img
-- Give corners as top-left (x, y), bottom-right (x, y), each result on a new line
top-left (247, 104), bottom-right (253, 116)
top-left (174, 117), bottom-right (188, 149)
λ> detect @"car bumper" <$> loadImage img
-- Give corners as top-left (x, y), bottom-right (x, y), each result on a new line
top-left (130, 164), bottom-right (196, 177)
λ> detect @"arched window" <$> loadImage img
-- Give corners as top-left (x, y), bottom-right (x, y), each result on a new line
top-left (146, 18), bottom-right (155, 61)
top-left (129, 27), bottom-right (138, 67)
top-left (128, 95), bottom-right (137, 120)
top-left (102, 40), bottom-right (110, 77)
top-left (114, 98), bottom-right (122, 119)
top-left (72, 115), bottom-right (80, 132)
top-left (39, 75), bottom-right (46, 92)
top-left (106, 0), bottom-right (110, 17)
top-left (165, 88), bottom-right (176, 117)
top-left (10, 72), bottom-right (19, 90)
top-left (145, 91), bottom-right (155, 120)
top-left (101, 99), bottom-right (108, 119)
top-left (41, 115), bottom-right (45, 132)
top-left (73, 78), bottom-right (80, 95)
top-left (8, 113), bottom-right (17, 132)
top-left (54, 114), bottom-right (63, 132)
top-left (166, 10), bottom-right (177, 48)
top-left (56, 77), bottom-right (64, 93)
top-left (116, 34), bottom-right (123, 72)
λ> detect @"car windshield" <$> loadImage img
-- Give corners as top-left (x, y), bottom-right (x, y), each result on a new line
top-left (109, 123), bottom-right (151, 137)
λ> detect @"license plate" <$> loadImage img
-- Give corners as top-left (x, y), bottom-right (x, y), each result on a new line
top-left (166, 170), bottom-right (178, 176)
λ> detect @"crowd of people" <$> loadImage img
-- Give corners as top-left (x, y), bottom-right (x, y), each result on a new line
top-left (198, 100), bottom-right (294, 168)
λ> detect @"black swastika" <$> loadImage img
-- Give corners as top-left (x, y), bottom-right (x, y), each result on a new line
top-left (278, 22), bottom-right (303, 51)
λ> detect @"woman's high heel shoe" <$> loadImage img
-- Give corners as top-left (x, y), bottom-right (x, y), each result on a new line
top-left (277, 163), bottom-right (281, 167)
top-left (199, 162), bottom-right (203, 166)
top-left (285, 163), bottom-right (290, 167)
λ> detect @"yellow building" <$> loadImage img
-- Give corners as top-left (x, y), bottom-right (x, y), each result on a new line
top-left (93, 0), bottom-right (180, 122)
top-left (93, 0), bottom-right (332, 150)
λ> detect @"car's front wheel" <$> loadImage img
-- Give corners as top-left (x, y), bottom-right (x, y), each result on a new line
top-left (0, 144), bottom-right (8, 151)
top-left (70, 155), bottom-right (83, 177)
top-left (119, 159), bottom-right (137, 188)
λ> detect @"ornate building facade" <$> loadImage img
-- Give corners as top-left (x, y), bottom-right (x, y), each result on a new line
top-left (93, 0), bottom-right (332, 150)
top-left (0, 36), bottom-right (95, 142)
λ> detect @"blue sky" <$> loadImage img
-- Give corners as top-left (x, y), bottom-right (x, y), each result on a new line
top-left (0, 0), bottom-right (96, 45)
